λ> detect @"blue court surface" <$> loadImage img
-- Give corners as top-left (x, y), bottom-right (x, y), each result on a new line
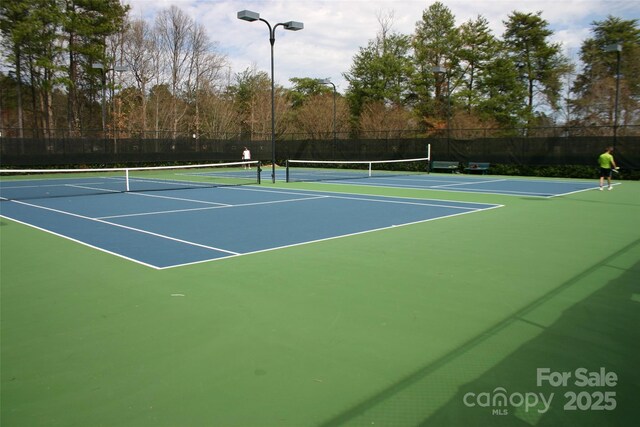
top-left (280, 170), bottom-right (604, 197)
top-left (0, 185), bottom-right (501, 269)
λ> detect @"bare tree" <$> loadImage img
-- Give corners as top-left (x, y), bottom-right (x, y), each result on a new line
top-left (185, 21), bottom-right (227, 140)
top-left (199, 68), bottom-right (240, 138)
top-left (359, 102), bottom-right (418, 138)
top-left (155, 5), bottom-right (192, 137)
top-left (294, 94), bottom-right (349, 139)
top-left (122, 18), bottom-right (157, 133)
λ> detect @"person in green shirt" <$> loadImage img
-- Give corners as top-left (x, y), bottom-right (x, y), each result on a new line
top-left (598, 146), bottom-right (618, 190)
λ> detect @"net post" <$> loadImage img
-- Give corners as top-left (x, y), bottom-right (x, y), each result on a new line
top-left (285, 160), bottom-right (290, 183)
top-left (368, 162), bottom-right (372, 177)
top-left (125, 168), bottom-right (130, 192)
top-left (427, 143), bottom-right (431, 173)
top-left (257, 161), bottom-right (261, 185)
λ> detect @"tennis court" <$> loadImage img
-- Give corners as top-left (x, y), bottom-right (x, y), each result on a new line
top-left (0, 182), bottom-right (499, 269)
top-left (276, 158), bottom-right (601, 197)
top-left (1, 163), bottom-right (639, 426)
top-left (285, 170), bottom-right (603, 197)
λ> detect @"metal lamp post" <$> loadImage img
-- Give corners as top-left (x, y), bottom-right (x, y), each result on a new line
top-left (318, 78), bottom-right (337, 150)
top-left (92, 62), bottom-right (128, 151)
top-left (92, 62), bottom-right (108, 134)
top-left (432, 65), bottom-right (450, 150)
top-left (91, 62), bottom-right (129, 157)
top-left (237, 10), bottom-right (303, 183)
top-left (604, 43), bottom-right (622, 148)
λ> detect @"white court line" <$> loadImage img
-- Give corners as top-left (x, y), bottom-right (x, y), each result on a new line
top-left (219, 184), bottom-right (500, 207)
top-left (368, 175), bottom-right (459, 183)
top-left (104, 176), bottom-right (210, 189)
top-left (303, 179), bottom-right (559, 197)
top-left (372, 174), bottom-right (598, 186)
top-left (95, 195), bottom-right (330, 219)
top-left (0, 181), bottom-right (107, 189)
top-left (7, 199), bottom-right (241, 256)
top-left (321, 193), bottom-right (481, 210)
top-left (2, 187), bottom-right (504, 270)
top-left (220, 185), bottom-right (483, 210)
top-left (66, 184), bottom-right (121, 193)
top-left (430, 178), bottom-right (509, 188)
top-left (0, 215), bottom-right (160, 269)
top-left (2, 178), bottom-right (112, 188)
top-left (293, 175), bottom-right (601, 198)
top-left (126, 191), bottom-right (232, 206)
top-left (161, 204), bottom-right (504, 269)
top-left (547, 183), bottom-right (619, 198)
top-left (217, 185), bottom-right (489, 209)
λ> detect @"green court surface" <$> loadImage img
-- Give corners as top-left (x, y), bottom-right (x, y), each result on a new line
top-left (1, 178), bottom-right (639, 426)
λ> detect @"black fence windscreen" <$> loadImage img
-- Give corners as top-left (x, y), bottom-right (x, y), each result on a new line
top-left (1, 136), bottom-right (639, 171)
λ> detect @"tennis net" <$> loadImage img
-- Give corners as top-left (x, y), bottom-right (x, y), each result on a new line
top-left (0, 161), bottom-right (261, 201)
top-left (285, 157), bottom-right (430, 183)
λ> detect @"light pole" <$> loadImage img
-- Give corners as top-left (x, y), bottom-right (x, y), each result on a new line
top-left (237, 10), bottom-right (303, 183)
top-left (432, 65), bottom-right (450, 151)
top-left (92, 62), bottom-right (128, 145)
top-left (318, 78), bottom-right (337, 151)
top-left (604, 43), bottom-right (622, 148)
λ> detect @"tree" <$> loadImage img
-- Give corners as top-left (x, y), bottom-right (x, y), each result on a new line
top-left (476, 52), bottom-right (529, 129)
top-left (1, 0), bottom-right (64, 137)
top-left (62, 0), bottom-right (129, 134)
top-left (288, 77), bottom-right (333, 109)
top-left (344, 11), bottom-right (413, 120)
top-left (412, 1), bottom-right (461, 124)
top-left (227, 66), bottom-right (295, 139)
top-left (152, 6), bottom-right (227, 138)
top-left (358, 102), bottom-right (417, 138)
top-left (1, 0), bottom-right (27, 137)
top-left (288, 77), bottom-right (348, 140)
top-left (184, 21), bottom-right (227, 141)
top-left (155, 5), bottom-right (192, 137)
top-left (122, 18), bottom-right (157, 133)
top-left (503, 11), bottom-right (572, 125)
top-left (147, 83), bottom-right (173, 137)
top-left (28, 1), bottom-right (66, 136)
top-left (198, 70), bottom-right (241, 139)
top-left (571, 16), bottom-right (640, 129)
top-left (228, 66), bottom-right (270, 138)
top-left (457, 15), bottom-right (499, 114)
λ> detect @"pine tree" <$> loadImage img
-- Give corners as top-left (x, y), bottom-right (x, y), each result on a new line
top-left (503, 11), bottom-right (572, 126)
top-left (411, 1), bottom-right (461, 124)
top-left (571, 16), bottom-right (640, 129)
top-left (62, 0), bottom-right (129, 134)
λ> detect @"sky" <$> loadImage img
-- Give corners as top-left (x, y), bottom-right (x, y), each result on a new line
top-left (123, 0), bottom-right (640, 92)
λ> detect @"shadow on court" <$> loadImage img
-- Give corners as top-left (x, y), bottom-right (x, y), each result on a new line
top-left (320, 240), bottom-right (640, 427)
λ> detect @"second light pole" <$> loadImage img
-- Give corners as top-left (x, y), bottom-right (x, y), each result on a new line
top-left (92, 62), bottom-right (128, 135)
top-left (318, 78), bottom-right (337, 148)
top-left (238, 10), bottom-right (303, 183)
top-left (433, 65), bottom-right (450, 146)
top-left (92, 62), bottom-right (128, 152)
top-left (604, 42), bottom-right (622, 148)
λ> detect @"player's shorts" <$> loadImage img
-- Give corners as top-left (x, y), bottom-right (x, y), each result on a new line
top-left (599, 167), bottom-right (612, 178)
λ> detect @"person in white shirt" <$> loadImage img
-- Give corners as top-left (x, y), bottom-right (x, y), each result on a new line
top-left (242, 147), bottom-right (251, 169)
